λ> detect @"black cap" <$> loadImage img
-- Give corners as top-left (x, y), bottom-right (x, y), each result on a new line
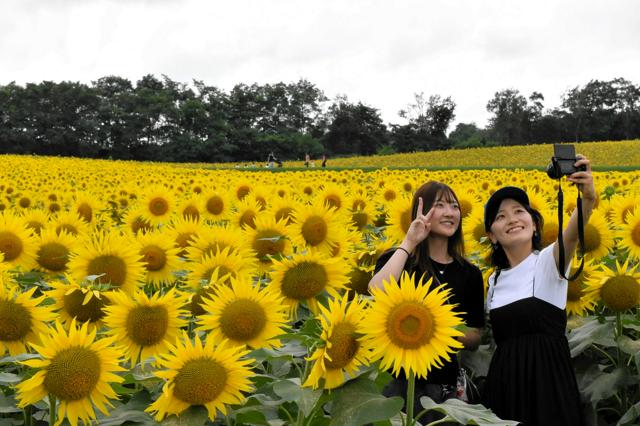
top-left (484, 186), bottom-right (530, 231)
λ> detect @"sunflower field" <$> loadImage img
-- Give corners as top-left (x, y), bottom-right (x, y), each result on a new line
top-left (1, 152), bottom-right (640, 425)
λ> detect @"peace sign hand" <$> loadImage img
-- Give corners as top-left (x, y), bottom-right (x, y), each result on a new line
top-left (404, 197), bottom-right (434, 249)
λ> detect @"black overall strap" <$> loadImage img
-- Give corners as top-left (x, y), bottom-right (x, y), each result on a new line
top-left (556, 180), bottom-right (585, 281)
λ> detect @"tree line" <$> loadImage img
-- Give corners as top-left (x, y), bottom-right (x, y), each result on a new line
top-left (1, 75), bottom-right (639, 163)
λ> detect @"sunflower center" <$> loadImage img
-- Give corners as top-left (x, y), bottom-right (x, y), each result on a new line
top-left (0, 231), bottom-right (23, 261)
top-left (567, 278), bottom-right (584, 302)
top-left (0, 299), bottom-right (32, 341)
top-left (149, 197), bottom-right (169, 216)
top-left (62, 290), bottom-right (108, 323)
top-left (49, 202), bottom-right (61, 213)
top-left (240, 210), bottom-right (257, 229)
top-left (56, 224), bottom-right (78, 236)
top-left (237, 186), bottom-right (251, 200)
top-left (219, 298), bottom-right (267, 342)
top-left (400, 209), bottom-right (412, 234)
top-left (27, 221), bottom-right (45, 235)
top-left (301, 216), bottom-right (328, 246)
top-left (352, 200), bottom-right (366, 210)
top-left (275, 207), bottom-right (294, 225)
top-left (583, 224), bottom-right (601, 253)
top-left (253, 230), bottom-right (285, 262)
top-left (631, 222), bottom-right (640, 247)
top-left (281, 261), bottom-right (328, 300)
top-left (183, 205), bottom-right (200, 221)
top-left (325, 195), bottom-right (341, 210)
top-left (601, 275), bottom-right (640, 312)
top-left (325, 322), bottom-right (359, 369)
top-left (459, 199), bottom-right (473, 219)
top-left (140, 245), bottom-right (167, 271)
top-left (87, 255), bottom-right (127, 287)
top-left (347, 268), bottom-right (373, 295)
top-left (386, 301), bottom-right (434, 349)
top-left (44, 346), bottom-right (101, 401)
top-left (77, 203), bottom-right (93, 222)
top-left (19, 197), bottom-right (31, 208)
top-left (472, 222), bottom-right (486, 243)
top-left (352, 212), bottom-right (369, 230)
top-left (37, 242), bottom-right (70, 272)
top-left (131, 217), bottom-right (153, 235)
top-left (175, 232), bottom-right (196, 257)
top-left (189, 286), bottom-right (216, 316)
top-left (206, 196), bottom-right (224, 215)
top-left (383, 190), bottom-right (396, 201)
top-left (173, 357), bottom-right (228, 405)
top-left (403, 182), bottom-right (413, 192)
top-left (125, 305), bottom-right (169, 346)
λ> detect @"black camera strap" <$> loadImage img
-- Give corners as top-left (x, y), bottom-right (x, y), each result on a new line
top-left (556, 180), bottom-right (585, 281)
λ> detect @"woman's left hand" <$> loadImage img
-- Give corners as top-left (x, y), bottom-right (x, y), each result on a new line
top-left (567, 154), bottom-right (596, 202)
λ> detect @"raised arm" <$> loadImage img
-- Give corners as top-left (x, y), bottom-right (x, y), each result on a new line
top-left (552, 155), bottom-right (596, 269)
top-left (368, 197), bottom-right (434, 292)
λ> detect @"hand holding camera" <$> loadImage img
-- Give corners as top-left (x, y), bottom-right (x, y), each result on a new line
top-left (547, 144), bottom-right (595, 202)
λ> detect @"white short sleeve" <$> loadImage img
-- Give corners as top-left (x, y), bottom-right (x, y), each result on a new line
top-left (533, 244), bottom-right (569, 309)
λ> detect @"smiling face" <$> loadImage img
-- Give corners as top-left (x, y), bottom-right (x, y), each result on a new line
top-left (488, 198), bottom-right (536, 249)
top-left (428, 191), bottom-right (461, 238)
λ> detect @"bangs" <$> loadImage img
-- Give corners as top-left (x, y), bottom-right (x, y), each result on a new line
top-left (436, 188), bottom-right (458, 204)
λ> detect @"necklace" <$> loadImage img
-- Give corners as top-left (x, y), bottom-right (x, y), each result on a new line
top-left (430, 258), bottom-right (450, 275)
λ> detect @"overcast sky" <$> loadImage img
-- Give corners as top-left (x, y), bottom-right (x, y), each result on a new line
top-left (1, 0), bottom-right (639, 128)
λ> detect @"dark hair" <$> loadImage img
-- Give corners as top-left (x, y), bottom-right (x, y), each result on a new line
top-left (489, 202), bottom-right (544, 269)
top-left (408, 181), bottom-right (467, 278)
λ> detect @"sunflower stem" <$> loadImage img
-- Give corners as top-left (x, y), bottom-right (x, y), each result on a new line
top-left (49, 394), bottom-right (56, 425)
top-left (615, 312), bottom-right (628, 411)
top-left (406, 370), bottom-right (416, 426)
top-left (23, 405), bottom-right (32, 426)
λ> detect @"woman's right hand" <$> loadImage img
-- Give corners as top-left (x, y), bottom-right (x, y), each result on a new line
top-left (403, 197), bottom-right (434, 251)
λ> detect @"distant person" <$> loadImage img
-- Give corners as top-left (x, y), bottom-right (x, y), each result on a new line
top-left (304, 153), bottom-right (310, 168)
top-left (267, 152), bottom-right (276, 168)
top-left (321, 153), bottom-right (327, 168)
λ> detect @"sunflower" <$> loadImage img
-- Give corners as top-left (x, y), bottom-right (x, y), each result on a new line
top-left (566, 258), bottom-right (599, 316)
top-left (72, 194), bottom-right (100, 225)
top-left (462, 208), bottom-right (491, 257)
top-left (167, 215), bottom-right (206, 258)
top-left (586, 259), bottom-right (640, 313)
top-left (451, 188), bottom-right (481, 221)
top-left (609, 194), bottom-right (640, 227)
top-left (232, 197), bottom-right (262, 230)
top-left (177, 195), bottom-right (204, 222)
top-left (269, 250), bottom-right (350, 318)
top-left (34, 228), bottom-right (79, 274)
top-left (46, 278), bottom-right (112, 329)
top-left (140, 186), bottom-right (175, 226)
top-left (68, 230), bottom-right (145, 294)
top-left (234, 181), bottom-right (253, 201)
top-left (146, 333), bottom-right (254, 422)
top-left (21, 209), bottom-right (50, 236)
top-left (52, 211), bottom-right (90, 237)
top-left (303, 293), bottom-right (369, 390)
top-left (16, 319), bottom-right (125, 426)
top-left (617, 206), bottom-right (640, 261)
top-left (202, 190), bottom-right (231, 222)
top-left (197, 275), bottom-right (288, 349)
top-left (136, 231), bottom-right (182, 287)
top-left (0, 212), bottom-right (38, 271)
top-left (267, 195), bottom-right (301, 226)
top-left (318, 183), bottom-right (349, 212)
top-left (186, 246), bottom-right (254, 290)
top-left (361, 271), bottom-right (464, 379)
top-left (243, 215), bottom-right (292, 274)
top-left (186, 223), bottom-right (255, 262)
top-left (289, 201), bottom-right (350, 255)
top-left (121, 207), bottom-right (155, 236)
top-left (0, 278), bottom-right (55, 356)
top-left (581, 208), bottom-right (615, 260)
top-left (349, 199), bottom-right (377, 233)
top-left (385, 194), bottom-right (413, 244)
top-left (102, 288), bottom-right (188, 365)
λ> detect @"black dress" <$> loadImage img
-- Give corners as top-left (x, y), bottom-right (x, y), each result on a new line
top-left (484, 246), bottom-right (585, 426)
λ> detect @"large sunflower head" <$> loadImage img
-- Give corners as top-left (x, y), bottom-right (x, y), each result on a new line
top-left (135, 230), bottom-right (182, 288)
top-left (361, 271), bottom-right (464, 379)
top-left (385, 194), bottom-right (413, 245)
top-left (269, 250), bottom-right (350, 318)
top-left (0, 279), bottom-right (55, 356)
top-left (0, 212), bottom-right (38, 271)
top-left (21, 209), bottom-right (50, 236)
top-left (67, 230), bottom-right (146, 295)
top-left (34, 228), bottom-right (79, 274)
top-left (186, 246), bottom-right (255, 290)
top-left (167, 215), bottom-right (206, 258)
top-left (267, 195), bottom-right (301, 226)
top-left (609, 193), bottom-right (640, 227)
top-left (185, 223), bottom-right (254, 262)
top-left (122, 207), bottom-right (155, 236)
top-left (46, 278), bottom-right (112, 329)
top-left (16, 319), bottom-right (125, 426)
top-left (318, 183), bottom-right (348, 212)
top-left (72, 194), bottom-right (100, 225)
top-left (197, 275), bottom-right (289, 349)
top-left (617, 206), bottom-right (640, 261)
top-left (303, 293), bottom-right (370, 390)
top-left (202, 190), bottom-right (231, 221)
top-left (102, 288), bottom-right (189, 365)
top-left (581, 208), bottom-right (615, 260)
top-left (232, 197), bottom-right (262, 230)
top-left (586, 259), bottom-right (640, 313)
top-left (146, 333), bottom-right (254, 422)
top-left (140, 186), bottom-right (176, 226)
top-left (290, 201), bottom-right (349, 255)
top-left (52, 211), bottom-right (89, 237)
top-left (177, 195), bottom-right (204, 222)
top-left (566, 258), bottom-right (599, 316)
top-left (243, 214), bottom-right (292, 274)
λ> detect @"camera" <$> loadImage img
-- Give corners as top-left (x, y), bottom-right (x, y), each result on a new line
top-left (546, 144), bottom-right (586, 179)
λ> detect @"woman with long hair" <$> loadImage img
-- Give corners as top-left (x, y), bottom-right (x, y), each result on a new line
top-left (369, 181), bottom-right (485, 412)
top-left (483, 155), bottom-right (594, 425)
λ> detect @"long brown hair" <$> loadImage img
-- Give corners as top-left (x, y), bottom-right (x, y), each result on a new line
top-left (409, 181), bottom-right (467, 278)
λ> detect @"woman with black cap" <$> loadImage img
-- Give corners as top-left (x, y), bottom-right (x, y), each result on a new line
top-left (483, 155), bottom-right (595, 425)
top-left (369, 181), bottom-right (485, 420)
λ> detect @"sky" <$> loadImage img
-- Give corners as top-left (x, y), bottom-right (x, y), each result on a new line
top-left (1, 0), bottom-right (639, 128)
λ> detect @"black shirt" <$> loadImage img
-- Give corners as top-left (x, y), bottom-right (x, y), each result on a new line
top-left (374, 249), bottom-right (485, 385)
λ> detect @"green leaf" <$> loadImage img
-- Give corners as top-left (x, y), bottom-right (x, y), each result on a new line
top-left (272, 378), bottom-right (322, 416)
top-left (235, 410), bottom-right (269, 425)
top-left (0, 395), bottom-right (22, 413)
top-left (0, 372), bottom-right (21, 384)
top-left (329, 377), bottom-right (403, 426)
top-left (567, 317), bottom-right (616, 357)
top-left (581, 367), bottom-right (626, 402)
top-left (0, 353), bottom-right (41, 364)
top-left (160, 405), bottom-right (209, 425)
top-left (418, 397), bottom-right (520, 425)
top-left (618, 335), bottom-right (640, 356)
top-left (459, 344), bottom-right (494, 377)
top-left (618, 400), bottom-right (640, 425)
